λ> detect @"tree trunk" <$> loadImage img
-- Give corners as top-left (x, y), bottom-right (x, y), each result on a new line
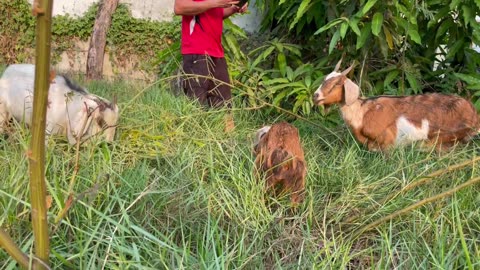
top-left (86, 0), bottom-right (119, 80)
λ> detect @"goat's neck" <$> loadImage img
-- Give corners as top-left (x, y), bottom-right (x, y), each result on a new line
top-left (339, 99), bottom-right (364, 129)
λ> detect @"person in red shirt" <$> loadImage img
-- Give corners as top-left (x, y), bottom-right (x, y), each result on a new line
top-left (174, 0), bottom-right (248, 132)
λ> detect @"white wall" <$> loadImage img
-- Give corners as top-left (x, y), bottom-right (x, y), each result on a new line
top-left (27, 0), bottom-right (261, 32)
top-left (27, 0), bottom-right (174, 21)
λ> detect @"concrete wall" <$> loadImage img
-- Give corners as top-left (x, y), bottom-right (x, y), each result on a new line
top-left (27, 0), bottom-right (261, 31)
top-left (25, 0), bottom-right (262, 81)
top-left (27, 0), bottom-right (175, 21)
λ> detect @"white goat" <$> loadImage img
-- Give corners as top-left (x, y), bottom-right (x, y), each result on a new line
top-left (0, 64), bottom-right (119, 144)
top-left (313, 61), bottom-right (480, 151)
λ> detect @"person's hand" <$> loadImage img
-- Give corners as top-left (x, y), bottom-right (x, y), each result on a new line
top-left (237, 2), bottom-right (248, 14)
top-left (212, 0), bottom-right (239, 8)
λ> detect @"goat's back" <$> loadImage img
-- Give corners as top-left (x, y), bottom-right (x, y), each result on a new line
top-left (261, 122), bottom-right (305, 159)
top-left (363, 93), bottom-right (479, 137)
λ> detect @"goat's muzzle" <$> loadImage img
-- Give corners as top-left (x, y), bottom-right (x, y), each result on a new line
top-left (313, 92), bottom-right (325, 105)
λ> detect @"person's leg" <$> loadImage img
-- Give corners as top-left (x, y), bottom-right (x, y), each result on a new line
top-left (182, 54), bottom-right (212, 106)
top-left (208, 57), bottom-right (232, 108)
top-left (208, 57), bottom-right (234, 132)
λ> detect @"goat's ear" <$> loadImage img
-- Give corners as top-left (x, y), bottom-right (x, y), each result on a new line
top-left (344, 78), bottom-right (359, 105)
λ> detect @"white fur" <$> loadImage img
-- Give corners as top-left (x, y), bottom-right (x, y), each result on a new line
top-left (395, 117), bottom-right (429, 145)
top-left (254, 125), bottom-right (271, 148)
top-left (0, 64), bottom-right (119, 144)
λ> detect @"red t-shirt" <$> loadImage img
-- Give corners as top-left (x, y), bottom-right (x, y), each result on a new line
top-left (181, 5), bottom-right (224, 57)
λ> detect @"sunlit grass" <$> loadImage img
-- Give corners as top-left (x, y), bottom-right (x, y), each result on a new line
top-left (1, 78), bottom-right (479, 269)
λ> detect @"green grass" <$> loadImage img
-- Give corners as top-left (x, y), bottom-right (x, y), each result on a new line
top-left (1, 79), bottom-right (480, 269)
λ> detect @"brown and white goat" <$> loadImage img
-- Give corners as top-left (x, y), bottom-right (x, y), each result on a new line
top-left (253, 122), bottom-right (307, 205)
top-left (313, 62), bottom-right (480, 151)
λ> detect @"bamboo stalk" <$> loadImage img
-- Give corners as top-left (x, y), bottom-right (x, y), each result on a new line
top-left (352, 176), bottom-right (480, 239)
top-left (0, 228), bottom-right (29, 269)
top-left (29, 0), bottom-right (54, 269)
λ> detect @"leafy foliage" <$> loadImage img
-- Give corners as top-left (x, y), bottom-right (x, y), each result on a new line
top-left (256, 0), bottom-right (480, 100)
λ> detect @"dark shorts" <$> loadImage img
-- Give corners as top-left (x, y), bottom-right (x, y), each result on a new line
top-left (182, 54), bottom-right (232, 108)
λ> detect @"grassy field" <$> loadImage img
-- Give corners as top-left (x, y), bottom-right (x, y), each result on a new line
top-left (1, 77), bottom-right (479, 269)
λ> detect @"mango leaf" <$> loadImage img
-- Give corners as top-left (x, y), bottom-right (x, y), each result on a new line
top-left (408, 29), bottom-right (422, 44)
top-left (454, 73), bottom-right (480, 85)
top-left (383, 26), bottom-right (394, 49)
top-left (384, 70), bottom-right (400, 87)
top-left (277, 52), bottom-right (287, 77)
top-left (356, 23), bottom-right (372, 50)
top-left (371, 12), bottom-right (383, 36)
top-left (348, 18), bottom-right (361, 36)
top-left (468, 84), bottom-right (480, 90)
top-left (251, 46), bottom-right (275, 69)
top-left (427, 6), bottom-right (450, 29)
top-left (405, 72), bottom-right (420, 93)
top-left (314, 18), bottom-right (343, 35)
top-left (273, 91), bottom-right (288, 106)
top-left (329, 30), bottom-right (341, 54)
top-left (290, 0), bottom-right (312, 30)
top-left (462, 5), bottom-right (472, 27)
top-left (362, 0), bottom-right (379, 15)
top-left (449, 0), bottom-right (462, 10)
top-left (435, 19), bottom-right (454, 41)
top-left (262, 78), bottom-right (290, 86)
top-left (445, 40), bottom-right (465, 59)
top-left (378, 35), bottom-right (389, 59)
top-left (340, 21), bottom-right (349, 39)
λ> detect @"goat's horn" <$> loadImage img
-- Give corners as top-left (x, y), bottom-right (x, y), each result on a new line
top-left (341, 62), bottom-right (356, 76)
top-left (334, 53), bottom-right (346, 72)
top-left (334, 58), bottom-right (343, 72)
top-left (112, 95), bottom-right (117, 105)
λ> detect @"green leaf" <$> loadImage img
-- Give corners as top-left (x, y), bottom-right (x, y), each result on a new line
top-left (405, 72), bottom-right (420, 93)
top-left (348, 18), bottom-right (361, 36)
top-left (384, 70), bottom-right (400, 87)
top-left (408, 29), bottom-right (422, 44)
top-left (277, 52), bottom-right (287, 77)
top-left (435, 19), bottom-right (454, 41)
top-left (445, 40), bottom-right (465, 59)
top-left (454, 73), bottom-right (480, 85)
top-left (314, 18), bottom-right (343, 35)
top-left (383, 26), bottom-right (394, 49)
top-left (468, 84), bottom-right (480, 90)
top-left (329, 30), bottom-right (341, 54)
top-left (251, 46), bottom-right (275, 69)
top-left (356, 23), bottom-right (372, 50)
top-left (462, 5), bottom-right (472, 27)
top-left (290, 0), bottom-right (312, 30)
top-left (262, 78), bottom-right (290, 86)
top-left (340, 21), bottom-right (349, 39)
top-left (371, 12), bottom-right (383, 36)
top-left (449, 0), bottom-right (462, 10)
top-left (362, 0), bottom-right (379, 15)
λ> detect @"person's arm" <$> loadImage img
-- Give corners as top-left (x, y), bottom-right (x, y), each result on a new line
top-left (174, 0), bottom-right (240, 16)
top-left (223, 3), bottom-right (248, 19)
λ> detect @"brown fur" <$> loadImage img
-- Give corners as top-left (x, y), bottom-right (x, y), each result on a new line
top-left (314, 69), bottom-right (480, 151)
top-left (253, 122), bottom-right (307, 205)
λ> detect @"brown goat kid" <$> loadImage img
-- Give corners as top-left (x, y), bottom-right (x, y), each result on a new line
top-left (313, 62), bottom-right (480, 151)
top-left (253, 122), bottom-right (307, 206)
